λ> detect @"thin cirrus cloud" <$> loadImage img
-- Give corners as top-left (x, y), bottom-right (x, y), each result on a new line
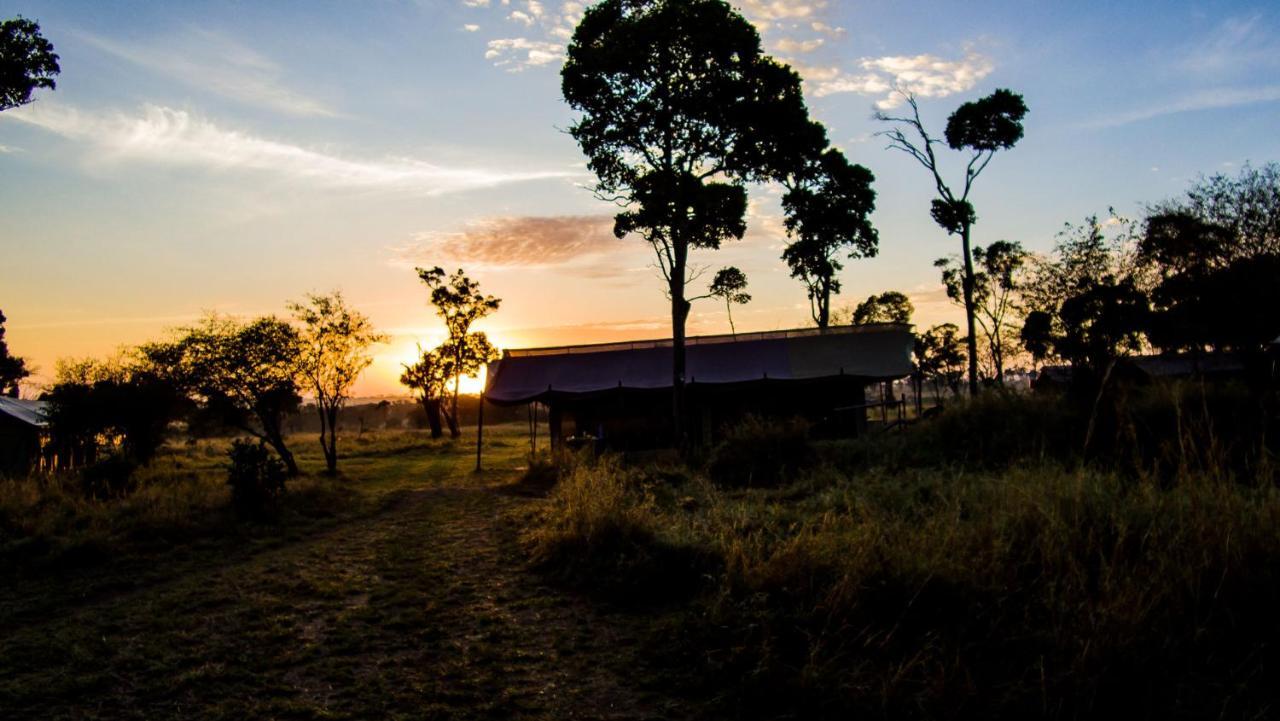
top-left (4, 103), bottom-right (575, 195)
top-left (394, 214), bottom-right (621, 268)
top-left (76, 29), bottom-right (338, 118)
top-left (1087, 85), bottom-right (1280, 129)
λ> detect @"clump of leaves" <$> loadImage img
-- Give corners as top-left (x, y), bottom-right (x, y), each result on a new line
top-left (80, 456), bottom-right (138, 500)
top-left (226, 439), bottom-right (286, 519)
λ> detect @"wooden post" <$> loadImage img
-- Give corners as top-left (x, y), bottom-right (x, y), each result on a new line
top-left (475, 392), bottom-right (485, 473)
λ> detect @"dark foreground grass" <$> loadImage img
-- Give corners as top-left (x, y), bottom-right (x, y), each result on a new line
top-left (0, 426), bottom-right (689, 720)
top-left (526, 425), bottom-right (1280, 719)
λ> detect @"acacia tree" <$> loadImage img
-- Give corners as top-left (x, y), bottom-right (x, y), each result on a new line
top-left (400, 345), bottom-right (449, 438)
top-left (416, 267), bottom-right (500, 438)
top-left (781, 148), bottom-right (879, 328)
top-left (562, 0), bottom-right (822, 439)
top-left (1, 16), bottom-right (59, 112)
top-left (143, 316), bottom-right (303, 475)
top-left (707, 266), bottom-right (750, 335)
top-left (848, 291), bottom-right (913, 325)
top-left (0, 310), bottom-right (30, 397)
top-left (936, 240), bottom-right (1028, 382)
top-left (289, 292), bottom-right (385, 474)
top-left (877, 89), bottom-right (1028, 395)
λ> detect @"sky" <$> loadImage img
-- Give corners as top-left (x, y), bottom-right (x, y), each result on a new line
top-left (1, 0), bottom-right (1278, 397)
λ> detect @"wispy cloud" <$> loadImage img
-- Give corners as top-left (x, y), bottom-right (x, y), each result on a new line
top-left (4, 103), bottom-right (575, 195)
top-left (1181, 14), bottom-right (1280, 77)
top-left (801, 50), bottom-right (994, 107)
top-left (0, 143), bottom-right (18, 154)
top-left (1087, 85), bottom-right (1280, 128)
top-left (77, 29), bottom-right (337, 118)
top-left (393, 214), bottom-right (621, 267)
top-left (485, 37), bottom-right (566, 71)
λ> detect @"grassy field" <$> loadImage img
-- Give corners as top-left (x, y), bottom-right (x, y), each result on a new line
top-left (0, 426), bottom-right (686, 720)
top-left (5, 402), bottom-right (1278, 720)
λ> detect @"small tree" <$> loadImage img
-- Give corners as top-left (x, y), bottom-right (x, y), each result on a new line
top-left (0, 310), bottom-right (30, 397)
top-left (877, 89), bottom-right (1028, 395)
top-left (781, 148), bottom-right (879, 328)
top-left (915, 323), bottom-right (966, 405)
top-left (416, 267), bottom-right (501, 438)
top-left (847, 291), bottom-right (913, 325)
top-left (708, 266), bottom-right (751, 335)
top-left (400, 345), bottom-right (450, 439)
top-left (289, 292), bottom-right (385, 474)
top-left (936, 240), bottom-right (1028, 383)
top-left (0, 16), bottom-right (59, 112)
top-left (143, 316), bottom-right (303, 475)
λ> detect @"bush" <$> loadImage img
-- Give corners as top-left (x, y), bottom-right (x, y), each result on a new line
top-left (79, 456), bottom-right (138, 500)
top-left (706, 415), bottom-right (816, 487)
top-left (226, 439), bottom-right (286, 519)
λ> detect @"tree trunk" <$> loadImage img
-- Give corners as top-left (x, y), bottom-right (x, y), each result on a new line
top-left (817, 276), bottom-right (831, 328)
top-left (423, 398), bottom-right (443, 439)
top-left (323, 404), bottom-right (339, 474)
top-left (670, 248), bottom-right (690, 447)
top-left (726, 298), bottom-right (735, 335)
top-left (442, 404), bottom-right (460, 438)
top-left (449, 371), bottom-right (462, 439)
top-left (266, 429), bottom-right (299, 477)
top-left (960, 223), bottom-right (981, 397)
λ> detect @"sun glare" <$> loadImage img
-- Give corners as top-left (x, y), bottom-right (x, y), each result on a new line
top-left (384, 337), bottom-right (496, 397)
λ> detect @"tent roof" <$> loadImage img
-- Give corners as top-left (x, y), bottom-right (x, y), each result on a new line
top-left (484, 323), bottom-right (914, 405)
top-left (0, 397), bottom-right (47, 428)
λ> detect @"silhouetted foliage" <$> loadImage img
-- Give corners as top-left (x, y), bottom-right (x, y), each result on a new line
top-left (42, 355), bottom-right (184, 469)
top-left (707, 266), bottom-right (750, 334)
top-left (937, 240), bottom-right (1027, 381)
top-left (0, 16), bottom-right (59, 112)
top-left (915, 323), bottom-right (966, 402)
top-left (878, 89), bottom-right (1028, 394)
top-left (416, 267), bottom-right (500, 438)
top-left (142, 316), bottom-right (303, 475)
top-left (1021, 212), bottom-right (1150, 369)
top-left (1139, 165), bottom-right (1280, 352)
top-left (400, 345), bottom-right (450, 439)
top-left (562, 0), bottom-right (825, 438)
top-left (290, 292), bottom-right (385, 474)
top-left (781, 148), bottom-right (878, 328)
top-left (0, 309), bottom-right (30, 397)
top-left (847, 291), bottom-right (912, 325)
top-left (226, 439), bottom-right (287, 520)
top-left (79, 456), bottom-right (138, 500)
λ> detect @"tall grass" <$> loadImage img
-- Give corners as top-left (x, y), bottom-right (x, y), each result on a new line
top-left (526, 390), bottom-right (1280, 718)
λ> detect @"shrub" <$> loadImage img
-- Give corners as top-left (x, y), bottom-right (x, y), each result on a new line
top-left (226, 439), bottom-right (286, 519)
top-left (706, 415), bottom-right (816, 487)
top-left (79, 456), bottom-right (138, 500)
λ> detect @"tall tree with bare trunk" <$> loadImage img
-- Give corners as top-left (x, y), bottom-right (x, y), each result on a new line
top-left (876, 88), bottom-right (1028, 395)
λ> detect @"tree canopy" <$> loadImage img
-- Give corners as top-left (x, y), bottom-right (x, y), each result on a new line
top-left (0, 309), bottom-right (30, 397)
top-left (0, 16), bottom-right (59, 112)
top-left (848, 291), bottom-right (913, 325)
top-left (416, 267), bottom-right (500, 438)
top-left (708, 266), bottom-right (751, 335)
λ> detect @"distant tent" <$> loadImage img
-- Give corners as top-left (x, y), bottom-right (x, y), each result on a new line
top-left (479, 323), bottom-right (914, 456)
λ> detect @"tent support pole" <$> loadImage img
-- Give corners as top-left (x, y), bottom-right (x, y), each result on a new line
top-left (475, 392), bottom-right (485, 473)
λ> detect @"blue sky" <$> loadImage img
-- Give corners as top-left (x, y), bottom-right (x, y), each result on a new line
top-left (1, 0), bottom-right (1278, 395)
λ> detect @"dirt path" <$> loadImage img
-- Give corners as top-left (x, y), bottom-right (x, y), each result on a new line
top-left (0, 481), bottom-right (685, 720)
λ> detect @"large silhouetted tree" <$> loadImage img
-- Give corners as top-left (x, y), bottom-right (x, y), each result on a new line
top-left (937, 240), bottom-right (1028, 382)
top-left (1, 16), bottom-right (59, 112)
top-left (0, 310), bottom-right (30, 397)
top-left (143, 316), bottom-right (303, 475)
top-left (877, 89), bottom-right (1028, 395)
top-left (416, 267), bottom-right (500, 438)
top-left (708, 266), bottom-right (750, 335)
top-left (781, 148), bottom-right (879, 328)
top-left (290, 292), bottom-right (385, 474)
top-left (916, 323), bottom-right (966, 404)
top-left (562, 0), bottom-right (822, 440)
